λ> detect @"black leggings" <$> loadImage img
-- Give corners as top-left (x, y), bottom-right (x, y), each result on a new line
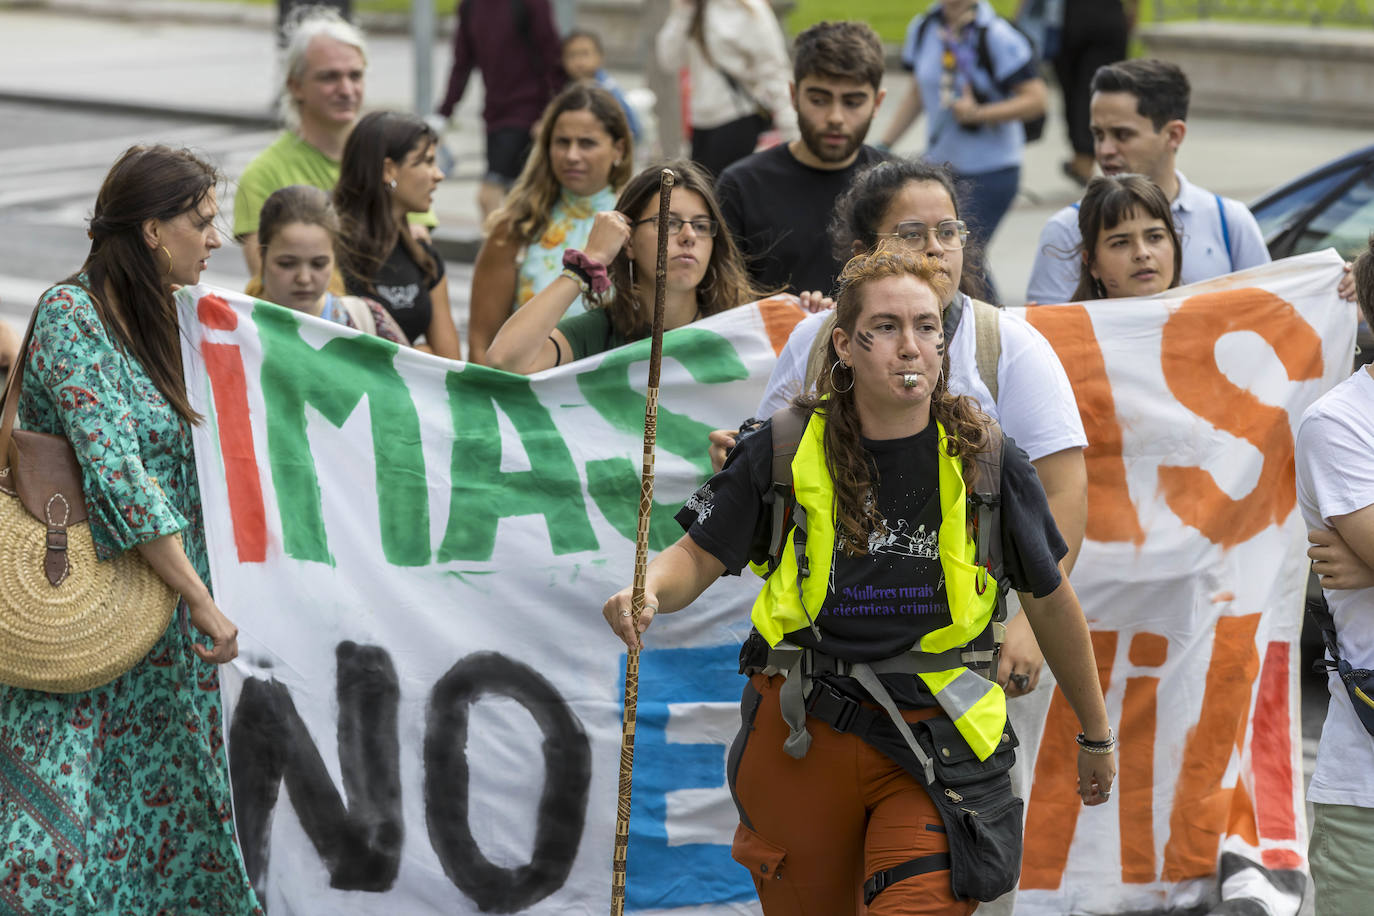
top-left (1053, 0), bottom-right (1129, 156)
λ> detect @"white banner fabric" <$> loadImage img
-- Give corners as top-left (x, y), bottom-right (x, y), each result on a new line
top-left (178, 248), bottom-right (1351, 915)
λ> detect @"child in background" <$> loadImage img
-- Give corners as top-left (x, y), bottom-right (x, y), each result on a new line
top-left (562, 30), bottom-right (642, 142)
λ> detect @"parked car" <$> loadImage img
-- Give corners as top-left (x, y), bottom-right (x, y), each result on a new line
top-left (1252, 143), bottom-right (1374, 363)
top-left (1251, 142), bottom-right (1374, 263)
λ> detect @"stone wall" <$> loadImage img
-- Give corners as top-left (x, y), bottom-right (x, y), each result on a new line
top-left (1138, 22), bottom-right (1374, 127)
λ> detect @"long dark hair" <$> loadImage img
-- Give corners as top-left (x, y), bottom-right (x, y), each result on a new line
top-left (595, 160), bottom-right (762, 341)
top-left (829, 157), bottom-right (990, 302)
top-left (334, 110), bottom-right (438, 295)
top-left (1072, 173), bottom-right (1183, 301)
top-left (79, 145), bottom-right (218, 424)
top-left (486, 84), bottom-right (633, 246)
top-left (798, 243), bottom-right (993, 556)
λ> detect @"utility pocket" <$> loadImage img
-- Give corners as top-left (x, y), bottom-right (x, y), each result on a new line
top-left (946, 792), bottom-right (1023, 901)
top-left (731, 822), bottom-right (788, 886)
top-left (918, 714), bottom-right (1018, 787)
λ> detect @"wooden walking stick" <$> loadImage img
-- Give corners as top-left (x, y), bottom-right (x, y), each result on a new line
top-left (610, 167), bottom-right (675, 915)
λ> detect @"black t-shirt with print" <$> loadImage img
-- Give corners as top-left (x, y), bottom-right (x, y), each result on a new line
top-left (675, 414), bottom-right (1067, 703)
top-left (346, 238), bottom-right (446, 343)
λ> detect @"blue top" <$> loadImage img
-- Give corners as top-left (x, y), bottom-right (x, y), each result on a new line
top-left (595, 69), bottom-right (642, 141)
top-left (901, 1), bottom-right (1038, 175)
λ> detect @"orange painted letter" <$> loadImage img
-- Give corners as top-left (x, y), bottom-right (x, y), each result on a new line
top-left (1162, 613), bottom-right (1261, 881)
top-left (1026, 306), bottom-right (1144, 544)
top-left (1158, 290), bottom-right (1322, 547)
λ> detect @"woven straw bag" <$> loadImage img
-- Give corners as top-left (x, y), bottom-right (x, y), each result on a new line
top-left (0, 309), bottom-right (177, 693)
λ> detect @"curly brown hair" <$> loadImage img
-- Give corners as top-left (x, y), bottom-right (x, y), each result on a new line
top-left (796, 242), bottom-right (994, 555)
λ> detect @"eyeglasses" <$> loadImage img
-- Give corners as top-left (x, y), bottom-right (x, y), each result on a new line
top-left (875, 219), bottom-right (969, 252)
top-left (633, 216), bottom-right (719, 237)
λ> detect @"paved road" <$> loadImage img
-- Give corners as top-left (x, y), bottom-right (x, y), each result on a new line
top-left (0, 100), bottom-right (473, 336)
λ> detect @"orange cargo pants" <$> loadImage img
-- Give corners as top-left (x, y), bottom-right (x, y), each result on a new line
top-left (727, 674), bottom-right (977, 916)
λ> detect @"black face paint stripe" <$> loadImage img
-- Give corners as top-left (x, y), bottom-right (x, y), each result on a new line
top-left (856, 330), bottom-right (875, 351)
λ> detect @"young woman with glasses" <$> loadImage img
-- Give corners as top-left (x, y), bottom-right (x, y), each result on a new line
top-left (484, 160), bottom-right (763, 373)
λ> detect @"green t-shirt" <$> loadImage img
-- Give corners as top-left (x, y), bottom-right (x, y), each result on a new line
top-left (232, 131), bottom-right (438, 239)
top-left (556, 308), bottom-right (628, 363)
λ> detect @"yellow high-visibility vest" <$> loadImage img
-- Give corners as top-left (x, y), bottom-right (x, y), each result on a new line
top-left (748, 410), bottom-right (1008, 760)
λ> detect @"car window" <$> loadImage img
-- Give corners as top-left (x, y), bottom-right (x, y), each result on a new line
top-left (1251, 164), bottom-right (1360, 244)
top-left (1289, 169), bottom-right (1374, 261)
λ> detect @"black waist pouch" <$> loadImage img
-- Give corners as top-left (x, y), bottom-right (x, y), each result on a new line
top-left (862, 710), bottom-right (1022, 901)
top-left (1308, 593), bottom-right (1374, 737)
top-left (1333, 658), bottom-right (1374, 736)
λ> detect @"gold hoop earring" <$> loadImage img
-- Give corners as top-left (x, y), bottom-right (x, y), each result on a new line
top-left (160, 245), bottom-right (173, 278)
top-left (829, 360), bottom-right (854, 393)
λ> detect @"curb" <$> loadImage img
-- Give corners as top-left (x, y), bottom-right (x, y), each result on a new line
top-left (1, 89), bottom-right (486, 264)
top-left (0, 90), bottom-right (276, 129)
top-left (0, 0), bottom-right (454, 36)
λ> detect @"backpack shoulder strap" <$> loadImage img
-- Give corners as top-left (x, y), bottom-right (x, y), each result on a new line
top-left (769, 405), bottom-right (806, 491)
top-left (969, 420), bottom-right (1007, 619)
top-left (975, 21), bottom-right (996, 86)
top-left (913, 12), bottom-right (935, 52)
top-left (760, 405), bottom-right (808, 575)
top-left (970, 299), bottom-right (1002, 404)
top-left (1214, 193), bottom-right (1234, 269)
top-left (976, 18), bottom-right (1039, 95)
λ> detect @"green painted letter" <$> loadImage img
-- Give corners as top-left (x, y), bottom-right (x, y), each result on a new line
top-left (257, 305), bottom-right (429, 566)
top-left (578, 328), bottom-right (748, 550)
top-left (438, 365), bottom-right (598, 562)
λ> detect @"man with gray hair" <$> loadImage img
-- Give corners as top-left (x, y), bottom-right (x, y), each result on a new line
top-left (234, 7), bottom-right (433, 274)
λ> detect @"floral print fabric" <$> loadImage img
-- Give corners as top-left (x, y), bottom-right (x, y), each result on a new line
top-left (0, 282), bottom-right (262, 914)
top-left (515, 185), bottom-right (618, 315)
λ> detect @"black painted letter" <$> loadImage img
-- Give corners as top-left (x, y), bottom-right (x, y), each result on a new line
top-left (230, 642), bottom-right (404, 894)
top-left (425, 652), bottom-right (591, 912)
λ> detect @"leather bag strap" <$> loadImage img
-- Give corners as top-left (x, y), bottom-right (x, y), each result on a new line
top-left (0, 302), bottom-right (46, 463)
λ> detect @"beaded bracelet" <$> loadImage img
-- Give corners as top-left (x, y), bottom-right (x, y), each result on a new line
top-left (561, 267), bottom-right (591, 297)
top-left (1076, 729), bottom-right (1116, 755)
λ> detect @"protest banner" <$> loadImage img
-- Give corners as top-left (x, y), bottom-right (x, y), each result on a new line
top-left (180, 248), bottom-right (1351, 914)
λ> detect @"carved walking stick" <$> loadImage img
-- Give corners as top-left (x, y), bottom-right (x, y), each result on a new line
top-left (610, 167), bottom-right (675, 915)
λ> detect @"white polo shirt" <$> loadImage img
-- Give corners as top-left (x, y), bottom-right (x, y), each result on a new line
top-left (1024, 170), bottom-right (1271, 306)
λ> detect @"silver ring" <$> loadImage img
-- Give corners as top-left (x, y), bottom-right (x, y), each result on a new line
top-left (1100, 789), bottom-right (1111, 799)
top-left (1008, 673), bottom-right (1030, 691)
top-left (621, 609), bottom-right (632, 617)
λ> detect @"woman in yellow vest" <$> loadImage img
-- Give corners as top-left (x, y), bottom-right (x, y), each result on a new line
top-left (603, 245), bottom-right (1113, 914)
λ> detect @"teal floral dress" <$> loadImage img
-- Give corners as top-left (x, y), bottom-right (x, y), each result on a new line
top-left (515, 184), bottom-right (618, 315)
top-left (0, 281), bottom-right (262, 914)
